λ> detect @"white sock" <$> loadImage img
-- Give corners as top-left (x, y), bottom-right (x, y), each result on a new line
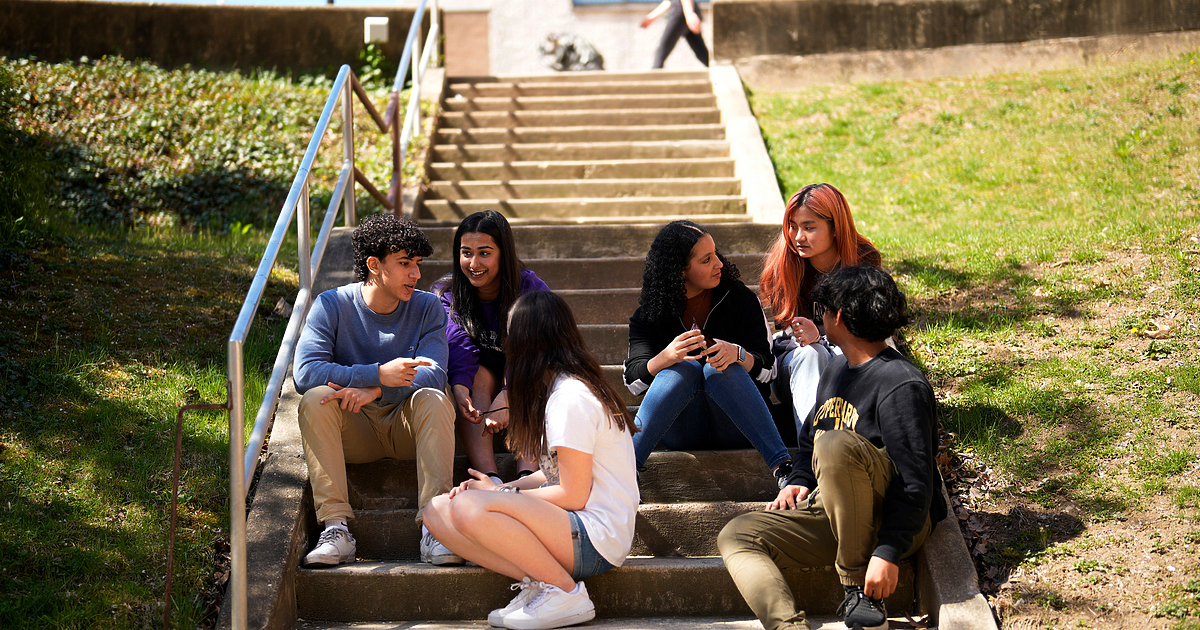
top-left (566, 582), bottom-right (582, 594)
top-left (325, 519), bottom-right (347, 530)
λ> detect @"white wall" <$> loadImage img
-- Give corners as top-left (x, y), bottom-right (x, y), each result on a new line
top-left (409, 0), bottom-right (712, 76)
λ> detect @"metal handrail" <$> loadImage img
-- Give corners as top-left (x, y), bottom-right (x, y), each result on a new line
top-left (221, 3), bottom-right (439, 629)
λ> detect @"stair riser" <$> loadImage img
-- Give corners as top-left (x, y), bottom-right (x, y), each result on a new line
top-left (344, 451), bottom-right (787, 513)
top-left (349, 503), bottom-right (762, 560)
top-left (440, 109), bottom-right (721, 129)
top-left (425, 178), bottom-right (741, 201)
top-left (447, 81), bottom-right (714, 98)
top-left (449, 71), bottom-right (709, 84)
top-left (443, 95), bottom-right (718, 112)
top-left (420, 197), bottom-right (747, 222)
top-left (417, 224), bottom-right (778, 260)
top-left (431, 142), bottom-right (730, 163)
top-left (295, 559), bottom-right (914, 620)
top-left (426, 159), bottom-right (735, 182)
top-left (437, 125), bottom-right (725, 144)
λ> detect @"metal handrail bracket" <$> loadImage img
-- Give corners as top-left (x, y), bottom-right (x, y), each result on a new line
top-left (222, 2), bottom-right (440, 629)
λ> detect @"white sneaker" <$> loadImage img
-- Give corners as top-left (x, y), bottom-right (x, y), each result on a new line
top-left (503, 581), bottom-right (595, 630)
top-left (489, 577), bottom-right (541, 627)
top-left (420, 525), bottom-right (465, 566)
top-left (303, 524), bottom-right (356, 567)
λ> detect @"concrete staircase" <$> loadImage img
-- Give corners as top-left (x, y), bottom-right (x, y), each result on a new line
top-left (414, 71), bottom-right (750, 225)
top-left (291, 71), bottom-right (913, 629)
top-left (264, 70), bottom-right (991, 630)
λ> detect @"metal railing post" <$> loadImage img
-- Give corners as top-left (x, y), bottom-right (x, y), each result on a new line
top-left (411, 30), bottom-right (421, 137)
top-left (298, 177), bottom-right (312, 293)
top-left (341, 77), bottom-right (356, 228)
top-left (227, 340), bottom-right (247, 630)
top-left (431, 0), bottom-right (441, 69)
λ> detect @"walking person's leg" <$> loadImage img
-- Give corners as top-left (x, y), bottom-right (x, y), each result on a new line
top-left (652, 0), bottom-right (687, 69)
top-left (681, 16), bottom-right (709, 66)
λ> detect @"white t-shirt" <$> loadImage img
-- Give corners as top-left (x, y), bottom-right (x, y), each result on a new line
top-left (540, 374), bottom-right (640, 567)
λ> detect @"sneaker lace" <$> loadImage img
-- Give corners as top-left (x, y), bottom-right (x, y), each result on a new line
top-left (317, 526), bottom-right (352, 546)
top-left (523, 582), bottom-right (555, 610)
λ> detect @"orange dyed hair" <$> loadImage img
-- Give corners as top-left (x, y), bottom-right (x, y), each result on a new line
top-left (759, 183), bottom-right (875, 327)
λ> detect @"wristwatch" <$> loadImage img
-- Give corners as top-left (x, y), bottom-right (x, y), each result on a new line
top-left (497, 484), bottom-right (520, 493)
top-left (737, 345), bottom-right (746, 363)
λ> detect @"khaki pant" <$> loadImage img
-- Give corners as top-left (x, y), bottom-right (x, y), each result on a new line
top-left (297, 386), bottom-right (455, 525)
top-left (717, 430), bottom-right (932, 630)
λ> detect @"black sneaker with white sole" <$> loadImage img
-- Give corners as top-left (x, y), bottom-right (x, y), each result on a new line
top-left (836, 585), bottom-right (887, 630)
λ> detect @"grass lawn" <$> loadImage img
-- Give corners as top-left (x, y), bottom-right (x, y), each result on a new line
top-left (1, 49), bottom-right (1198, 630)
top-left (751, 52), bottom-right (1200, 627)
top-left (0, 56), bottom-right (416, 628)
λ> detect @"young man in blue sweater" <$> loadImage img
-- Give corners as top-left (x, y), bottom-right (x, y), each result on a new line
top-left (293, 214), bottom-right (459, 567)
top-left (718, 266), bottom-right (946, 630)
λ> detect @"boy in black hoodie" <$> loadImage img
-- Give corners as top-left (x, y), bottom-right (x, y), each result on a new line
top-left (718, 266), bottom-right (945, 630)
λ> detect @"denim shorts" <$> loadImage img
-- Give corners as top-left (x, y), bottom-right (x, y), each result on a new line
top-left (568, 511), bottom-right (616, 581)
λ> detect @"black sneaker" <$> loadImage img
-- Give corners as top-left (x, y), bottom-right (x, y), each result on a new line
top-left (836, 585), bottom-right (887, 630)
top-left (773, 460), bottom-right (793, 490)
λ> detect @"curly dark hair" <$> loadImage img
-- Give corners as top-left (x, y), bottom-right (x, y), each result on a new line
top-left (810, 266), bottom-right (909, 342)
top-left (429, 210), bottom-right (523, 348)
top-left (638, 220), bottom-right (740, 323)
top-left (351, 214), bottom-right (433, 282)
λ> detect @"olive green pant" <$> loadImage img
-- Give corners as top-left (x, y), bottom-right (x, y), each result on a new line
top-left (297, 386), bottom-right (455, 525)
top-left (717, 430), bottom-right (932, 630)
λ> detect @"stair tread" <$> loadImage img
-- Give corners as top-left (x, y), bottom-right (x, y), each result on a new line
top-left (294, 617), bottom-right (850, 629)
top-left (432, 140), bottom-right (729, 150)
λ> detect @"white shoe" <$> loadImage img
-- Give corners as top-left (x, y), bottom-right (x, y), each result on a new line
top-left (503, 581), bottom-right (595, 630)
top-left (420, 525), bottom-right (465, 566)
top-left (489, 577), bottom-right (541, 627)
top-left (303, 524), bottom-right (356, 566)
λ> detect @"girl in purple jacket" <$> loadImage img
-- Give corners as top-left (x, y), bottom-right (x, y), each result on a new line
top-left (432, 210), bottom-right (549, 483)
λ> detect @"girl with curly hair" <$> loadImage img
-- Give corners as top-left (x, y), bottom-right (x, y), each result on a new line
top-left (424, 291), bottom-right (639, 630)
top-left (431, 211), bottom-right (548, 483)
top-left (624, 220), bottom-right (792, 487)
top-left (759, 183), bottom-right (881, 436)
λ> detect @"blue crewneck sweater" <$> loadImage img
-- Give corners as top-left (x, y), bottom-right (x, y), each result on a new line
top-left (293, 283), bottom-right (448, 404)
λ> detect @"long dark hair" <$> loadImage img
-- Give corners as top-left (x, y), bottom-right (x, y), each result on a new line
top-left (434, 210), bottom-right (524, 347)
top-left (505, 291), bottom-right (637, 462)
top-left (638, 220), bottom-right (740, 323)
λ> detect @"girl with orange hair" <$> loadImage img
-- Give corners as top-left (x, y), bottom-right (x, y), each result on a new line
top-left (759, 183), bottom-right (881, 436)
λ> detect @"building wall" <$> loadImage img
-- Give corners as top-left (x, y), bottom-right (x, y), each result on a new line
top-left (0, 0), bottom-right (425, 73)
top-left (430, 0), bottom-right (711, 77)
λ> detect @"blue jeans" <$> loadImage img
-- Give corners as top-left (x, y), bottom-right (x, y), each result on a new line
top-left (632, 361), bottom-right (789, 470)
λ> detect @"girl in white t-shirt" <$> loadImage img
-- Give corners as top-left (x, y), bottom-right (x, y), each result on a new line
top-left (424, 290), bottom-right (640, 630)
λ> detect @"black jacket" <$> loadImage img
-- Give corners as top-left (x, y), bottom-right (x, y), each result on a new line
top-left (624, 280), bottom-right (776, 396)
top-left (788, 347), bottom-right (947, 563)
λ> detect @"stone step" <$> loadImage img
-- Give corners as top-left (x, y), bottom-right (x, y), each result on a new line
top-left (347, 502), bottom-right (764, 561)
top-left (436, 124), bottom-right (725, 145)
top-left (417, 214), bottom-right (757, 229)
top-left (294, 617), bottom-right (854, 630)
top-left (426, 157), bottom-right (735, 182)
top-left (443, 93), bottom-right (718, 112)
top-left (430, 140), bottom-right (730, 164)
top-left (450, 71), bottom-right (709, 84)
top-left (419, 196), bottom-right (747, 222)
top-left (416, 223), bottom-right (777, 260)
top-left (439, 108), bottom-right (720, 129)
top-left (414, 254), bottom-right (762, 292)
top-left (446, 79), bottom-right (714, 98)
top-left (344, 450), bottom-right (785, 513)
top-left (294, 557), bottom-right (915, 621)
top-left (425, 178), bottom-right (741, 201)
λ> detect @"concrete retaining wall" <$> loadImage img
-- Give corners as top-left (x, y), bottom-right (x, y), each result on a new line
top-left (0, 0), bottom-right (427, 73)
top-left (712, 0), bottom-right (1200, 60)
